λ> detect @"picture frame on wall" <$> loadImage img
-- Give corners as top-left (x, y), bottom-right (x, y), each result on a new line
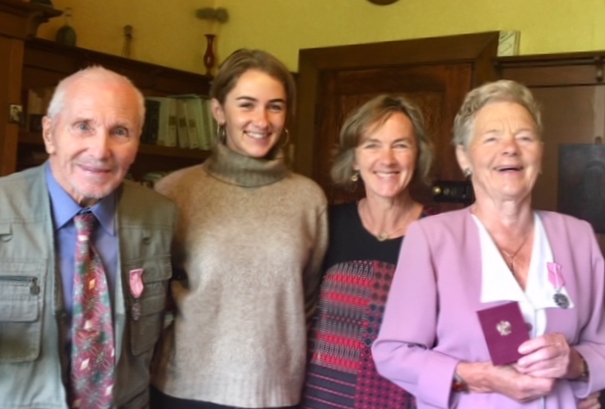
top-left (8, 104), bottom-right (23, 125)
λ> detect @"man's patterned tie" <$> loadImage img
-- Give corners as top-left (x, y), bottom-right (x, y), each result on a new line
top-left (70, 212), bottom-right (115, 409)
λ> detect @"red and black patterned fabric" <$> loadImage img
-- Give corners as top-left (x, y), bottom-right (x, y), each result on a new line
top-left (301, 202), bottom-right (430, 409)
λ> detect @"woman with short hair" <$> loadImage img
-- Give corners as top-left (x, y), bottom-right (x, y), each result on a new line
top-left (372, 80), bottom-right (605, 408)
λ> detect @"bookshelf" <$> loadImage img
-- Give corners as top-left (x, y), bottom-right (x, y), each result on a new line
top-left (12, 35), bottom-right (214, 179)
top-left (0, 0), bottom-right (61, 176)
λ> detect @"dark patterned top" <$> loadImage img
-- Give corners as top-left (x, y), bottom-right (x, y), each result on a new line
top-left (302, 202), bottom-right (431, 409)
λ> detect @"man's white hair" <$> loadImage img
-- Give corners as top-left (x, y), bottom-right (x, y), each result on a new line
top-left (46, 65), bottom-right (145, 130)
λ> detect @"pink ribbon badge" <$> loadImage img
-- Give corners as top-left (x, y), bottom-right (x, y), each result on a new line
top-left (547, 262), bottom-right (565, 291)
top-left (129, 269), bottom-right (144, 298)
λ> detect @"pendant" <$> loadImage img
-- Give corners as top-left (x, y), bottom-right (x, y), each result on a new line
top-left (377, 232), bottom-right (388, 241)
top-left (548, 263), bottom-right (570, 309)
top-left (553, 293), bottom-right (569, 309)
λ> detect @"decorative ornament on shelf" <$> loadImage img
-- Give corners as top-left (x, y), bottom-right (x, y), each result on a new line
top-left (195, 7), bottom-right (229, 77)
top-left (196, 7), bottom-right (229, 24)
top-left (55, 7), bottom-right (77, 47)
top-left (203, 34), bottom-right (216, 77)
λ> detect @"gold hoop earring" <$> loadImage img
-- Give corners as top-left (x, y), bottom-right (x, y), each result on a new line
top-left (276, 128), bottom-right (290, 150)
top-left (351, 171), bottom-right (359, 182)
top-left (217, 124), bottom-right (227, 144)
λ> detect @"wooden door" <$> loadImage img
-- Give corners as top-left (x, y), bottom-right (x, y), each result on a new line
top-left (294, 32), bottom-right (500, 206)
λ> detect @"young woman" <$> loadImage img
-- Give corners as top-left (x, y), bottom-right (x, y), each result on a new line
top-left (151, 49), bottom-right (328, 409)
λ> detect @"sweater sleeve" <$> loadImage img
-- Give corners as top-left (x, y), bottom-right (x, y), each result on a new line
top-left (372, 220), bottom-right (458, 409)
top-left (303, 201), bottom-right (329, 328)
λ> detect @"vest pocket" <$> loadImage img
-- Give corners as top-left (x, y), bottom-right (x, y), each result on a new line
top-left (0, 268), bottom-right (44, 362)
top-left (125, 256), bottom-right (171, 356)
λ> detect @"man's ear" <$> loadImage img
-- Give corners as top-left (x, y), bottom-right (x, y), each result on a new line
top-left (42, 116), bottom-right (55, 155)
top-left (211, 98), bottom-right (225, 125)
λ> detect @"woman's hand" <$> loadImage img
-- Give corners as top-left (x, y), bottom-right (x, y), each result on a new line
top-left (456, 362), bottom-right (554, 402)
top-left (516, 333), bottom-right (583, 379)
top-left (579, 392), bottom-right (601, 409)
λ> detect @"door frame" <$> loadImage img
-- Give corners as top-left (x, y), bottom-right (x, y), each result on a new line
top-left (293, 31), bottom-right (500, 179)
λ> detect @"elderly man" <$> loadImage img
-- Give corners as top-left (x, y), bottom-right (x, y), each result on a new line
top-left (0, 66), bottom-right (177, 409)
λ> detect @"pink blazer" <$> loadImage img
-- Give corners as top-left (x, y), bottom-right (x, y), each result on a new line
top-left (372, 208), bottom-right (605, 409)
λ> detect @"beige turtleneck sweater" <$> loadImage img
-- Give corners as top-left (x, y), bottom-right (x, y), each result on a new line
top-left (151, 143), bottom-right (328, 408)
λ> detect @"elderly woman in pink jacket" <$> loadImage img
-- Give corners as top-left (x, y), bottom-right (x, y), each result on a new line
top-left (372, 80), bottom-right (605, 409)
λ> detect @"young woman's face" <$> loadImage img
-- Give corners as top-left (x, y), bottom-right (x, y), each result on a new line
top-left (212, 69), bottom-right (287, 158)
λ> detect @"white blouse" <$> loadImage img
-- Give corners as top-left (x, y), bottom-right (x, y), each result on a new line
top-left (472, 212), bottom-right (575, 339)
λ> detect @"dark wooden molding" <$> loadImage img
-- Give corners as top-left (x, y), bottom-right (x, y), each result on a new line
top-left (23, 38), bottom-right (213, 96)
top-left (0, 0), bottom-right (61, 39)
top-left (497, 51), bottom-right (605, 87)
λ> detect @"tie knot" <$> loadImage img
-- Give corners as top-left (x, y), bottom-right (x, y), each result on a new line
top-left (74, 212), bottom-right (97, 239)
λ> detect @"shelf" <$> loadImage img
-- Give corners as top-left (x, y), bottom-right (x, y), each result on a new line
top-left (11, 38), bottom-right (213, 177)
top-left (18, 131), bottom-right (211, 160)
top-left (0, 0), bottom-right (62, 39)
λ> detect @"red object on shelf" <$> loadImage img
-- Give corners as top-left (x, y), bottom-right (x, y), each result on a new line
top-left (203, 34), bottom-right (216, 77)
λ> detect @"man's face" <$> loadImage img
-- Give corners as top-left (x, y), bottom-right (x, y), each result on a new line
top-left (42, 78), bottom-right (141, 207)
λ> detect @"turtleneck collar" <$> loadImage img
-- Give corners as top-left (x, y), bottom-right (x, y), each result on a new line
top-left (203, 142), bottom-right (289, 187)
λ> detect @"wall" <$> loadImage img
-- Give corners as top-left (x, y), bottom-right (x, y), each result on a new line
top-left (37, 0), bottom-right (216, 73)
top-left (38, 0), bottom-right (605, 72)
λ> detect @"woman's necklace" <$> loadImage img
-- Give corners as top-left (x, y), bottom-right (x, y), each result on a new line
top-left (500, 232), bottom-right (531, 273)
top-left (377, 232), bottom-right (389, 242)
top-left (376, 226), bottom-right (407, 242)
top-left (360, 199), bottom-right (416, 241)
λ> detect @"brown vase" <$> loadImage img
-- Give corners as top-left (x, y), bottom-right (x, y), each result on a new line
top-left (203, 34), bottom-right (216, 76)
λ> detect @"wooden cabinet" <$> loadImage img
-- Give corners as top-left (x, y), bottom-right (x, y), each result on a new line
top-left (0, 0), bottom-right (60, 176)
top-left (17, 38), bottom-right (213, 179)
